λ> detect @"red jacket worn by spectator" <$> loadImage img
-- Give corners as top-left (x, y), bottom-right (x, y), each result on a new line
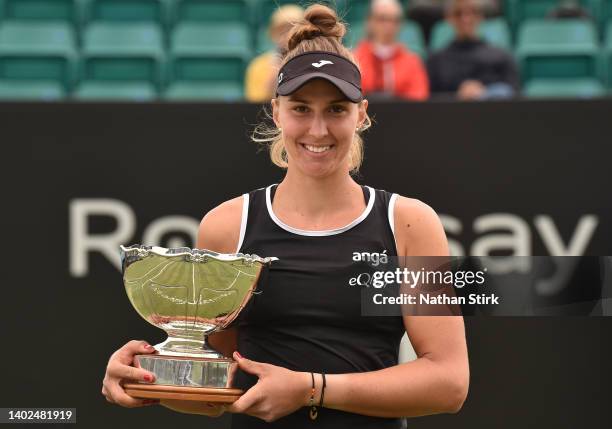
top-left (353, 40), bottom-right (429, 100)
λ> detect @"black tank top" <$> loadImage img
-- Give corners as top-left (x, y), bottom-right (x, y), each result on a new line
top-left (231, 183), bottom-right (406, 429)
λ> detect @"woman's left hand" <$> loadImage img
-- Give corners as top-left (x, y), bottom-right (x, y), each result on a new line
top-left (227, 351), bottom-right (311, 422)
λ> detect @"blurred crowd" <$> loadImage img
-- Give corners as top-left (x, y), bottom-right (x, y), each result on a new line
top-left (245, 0), bottom-right (602, 102)
top-left (0, 0), bottom-right (608, 101)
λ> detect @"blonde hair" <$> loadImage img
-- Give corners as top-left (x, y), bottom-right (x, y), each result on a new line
top-left (252, 3), bottom-right (373, 175)
top-left (268, 5), bottom-right (305, 37)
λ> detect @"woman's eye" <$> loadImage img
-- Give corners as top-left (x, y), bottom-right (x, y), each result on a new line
top-left (292, 105), bottom-right (345, 113)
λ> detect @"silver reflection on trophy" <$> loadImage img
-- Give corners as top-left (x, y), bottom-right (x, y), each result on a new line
top-left (119, 244), bottom-right (277, 401)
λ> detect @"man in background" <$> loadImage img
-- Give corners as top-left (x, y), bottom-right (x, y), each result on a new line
top-left (353, 0), bottom-right (429, 101)
top-left (406, 0), bottom-right (501, 43)
top-left (426, 0), bottom-right (519, 100)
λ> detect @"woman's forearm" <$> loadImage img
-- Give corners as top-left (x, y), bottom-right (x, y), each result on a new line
top-left (312, 356), bottom-right (468, 418)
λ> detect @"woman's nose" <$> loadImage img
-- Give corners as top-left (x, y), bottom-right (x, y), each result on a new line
top-left (307, 115), bottom-right (329, 139)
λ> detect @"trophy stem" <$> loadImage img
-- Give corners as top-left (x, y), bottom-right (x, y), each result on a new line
top-left (156, 334), bottom-right (224, 359)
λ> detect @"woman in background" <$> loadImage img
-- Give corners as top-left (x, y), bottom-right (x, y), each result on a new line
top-left (245, 5), bottom-right (305, 102)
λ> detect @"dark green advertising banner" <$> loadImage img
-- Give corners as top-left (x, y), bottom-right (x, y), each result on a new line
top-left (4, 99), bottom-right (612, 428)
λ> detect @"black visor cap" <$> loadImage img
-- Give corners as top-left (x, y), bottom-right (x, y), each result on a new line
top-left (275, 51), bottom-right (363, 103)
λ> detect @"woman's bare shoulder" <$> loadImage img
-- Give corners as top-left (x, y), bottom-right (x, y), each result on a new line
top-left (393, 195), bottom-right (449, 256)
top-left (197, 195), bottom-right (244, 254)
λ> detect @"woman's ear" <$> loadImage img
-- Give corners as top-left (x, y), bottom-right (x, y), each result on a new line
top-left (271, 98), bottom-right (280, 129)
top-left (358, 99), bottom-right (368, 127)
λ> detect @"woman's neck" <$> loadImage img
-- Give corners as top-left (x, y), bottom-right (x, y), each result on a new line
top-left (273, 168), bottom-right (364, 226)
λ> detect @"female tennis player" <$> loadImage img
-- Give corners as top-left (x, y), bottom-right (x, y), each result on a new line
top-left (102, 4), bottom-right (469, 428)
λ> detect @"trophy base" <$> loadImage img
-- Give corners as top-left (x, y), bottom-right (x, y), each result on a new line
top-left (123, 383), bottom-right (243, 403)
top-left (124, 353), bottom-right (243, 403)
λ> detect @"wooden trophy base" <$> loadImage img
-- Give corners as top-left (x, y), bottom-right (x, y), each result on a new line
top-left (124, 383), bottom-right (243, 403)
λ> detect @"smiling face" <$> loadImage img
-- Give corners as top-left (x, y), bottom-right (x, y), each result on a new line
top-left (272, 78), bottom-right (368, 178)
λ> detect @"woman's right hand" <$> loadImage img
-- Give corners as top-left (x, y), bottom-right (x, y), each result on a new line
top-left (102, 340), bottom-right (227, 416)
top-left (102, 340), bottom-right (160, 408)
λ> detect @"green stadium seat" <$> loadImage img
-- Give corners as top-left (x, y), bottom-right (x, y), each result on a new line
top-left (592, 0), bottom-right (609, 34)
top-left (173, 0), bottom-right (249, 23)
top-left (604, 2), bottom-right (612, 33)
top-left (506, 1), bottom-right (603, 32)
top-left (524, 78), bottom-right (606, 97)
top-left (516, 20), bottom-right (600, 83)
top-left (77, 23), bottom-right (164, 100)
top-left (0, 81), bottom-right (64, 100)
top-left (2, 0), bottom-right (79, 24)
top-left (429, 20), bottom-right (454, 52)
top-left (430, 18), bottom-right (512, 51)
top-left (604, 21), bottom-right (612, 88)
top-left (398, 20), bottom-right (426, 58)
top-left (171, 22), bottom-right (251, 59)
top-left (164, 82), bottom-right (244, 101)
top-left (256, 27), bottom-right (275, 55)
top-left (480, 18), bottom-right (513, 49)
top-left (166, 23), bottom-right (250, 101)
top-left (506, 0), bottom-right (559, 22)
top-left (84, 0), bottom-right (167, 23)
top-left (337, 0), bottom-right (371, 26)
top-left (344, 22), bottom-right (365, 49)
top-left (75, 81), bottom-right (156, 100)
top-left (583, 0), bottom-right (604, 16)
top-left (0, 22), bottom-right (77, 99)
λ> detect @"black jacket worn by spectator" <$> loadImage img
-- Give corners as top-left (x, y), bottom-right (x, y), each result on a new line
top-left (426, 38), bottom-right (520, 96)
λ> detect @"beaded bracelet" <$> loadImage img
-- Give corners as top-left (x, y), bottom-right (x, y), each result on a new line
top-left (308, 372), bottom-right (318, 420)
top-left (308, 372), bottom-right (327, 420)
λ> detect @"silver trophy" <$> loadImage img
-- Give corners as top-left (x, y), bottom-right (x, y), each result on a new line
top-left (119, 244), bottom-right (277, 403)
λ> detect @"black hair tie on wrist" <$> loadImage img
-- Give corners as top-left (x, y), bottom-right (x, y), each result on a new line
top-left (319, 372), bottom-right (326, 408)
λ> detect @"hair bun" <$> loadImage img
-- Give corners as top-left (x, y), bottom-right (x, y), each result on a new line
top-left (287, 4), bottom-right (346, 51)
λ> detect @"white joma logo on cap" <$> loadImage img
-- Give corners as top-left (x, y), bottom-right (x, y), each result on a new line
top-left (312, 60), bottom-right (333, 68)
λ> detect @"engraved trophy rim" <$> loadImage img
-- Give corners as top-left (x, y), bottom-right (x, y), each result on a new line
top-left (120, 243), bottom-right (279, 269)
top-left (120, 243), bottom-right (278, 358)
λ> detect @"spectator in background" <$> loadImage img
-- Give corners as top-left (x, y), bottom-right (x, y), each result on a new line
top-left (426, 0), bottom-right (519, 100)
top-left (406, 0), bottom-right (501, 44)
top-left (353, 0), bottom-right (429, 101)
top-left (245, 5), bottom-right (304, 102)
top-left (548, 0), bottom-right (591, 19)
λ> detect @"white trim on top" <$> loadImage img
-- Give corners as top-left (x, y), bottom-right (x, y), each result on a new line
top-left (388, 193), bottom-right (399, 252)
top-left (235, 193), bottom-right (249, 253)
top-left (265, 184), bottom-right (375, 236)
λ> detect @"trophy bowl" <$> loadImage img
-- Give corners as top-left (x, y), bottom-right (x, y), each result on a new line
top-left (119, 244), bottom-right (277, 403)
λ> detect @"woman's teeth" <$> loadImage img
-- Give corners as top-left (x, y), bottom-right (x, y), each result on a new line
top-left (303, 144), bottom-right (332, 153)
